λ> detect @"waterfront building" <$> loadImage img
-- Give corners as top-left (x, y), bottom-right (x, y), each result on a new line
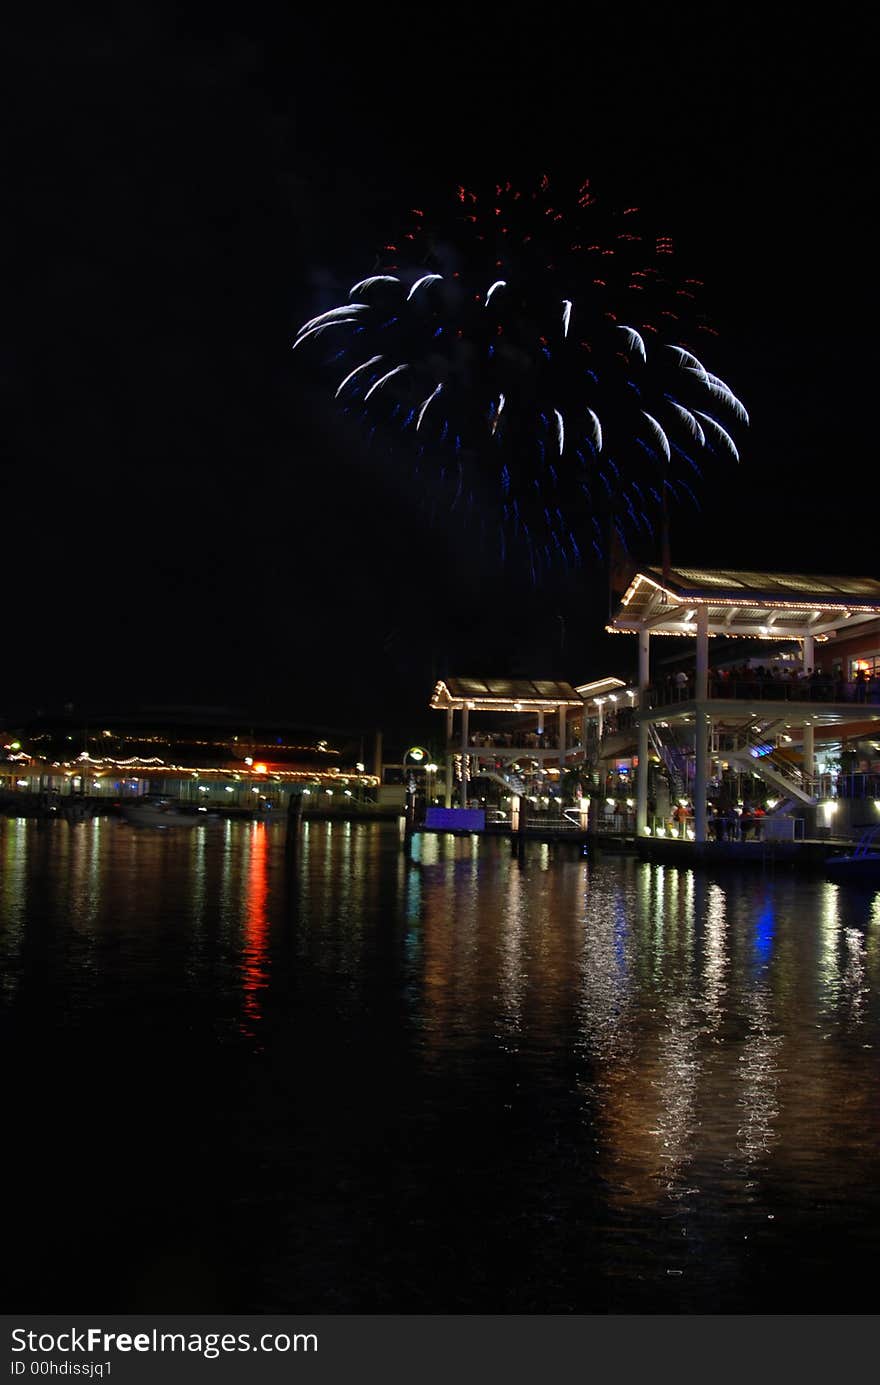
top-left (606, 566), bottom-right (880, 842)
top-left (0, 706), bottom-right (379, 810)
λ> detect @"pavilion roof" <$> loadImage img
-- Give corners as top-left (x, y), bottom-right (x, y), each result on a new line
top-left (430, 678), bottom-right (584, 711)
top-left (608, 566), bottom-right (880, 641)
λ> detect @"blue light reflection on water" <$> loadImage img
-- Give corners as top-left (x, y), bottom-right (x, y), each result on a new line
top-left (1, 817), bottom-right (879, 1313)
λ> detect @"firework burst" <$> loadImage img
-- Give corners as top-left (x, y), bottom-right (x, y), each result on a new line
top-left (295, 176), bottom-right (746, 573)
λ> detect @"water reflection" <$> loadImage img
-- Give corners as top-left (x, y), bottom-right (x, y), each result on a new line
top-left (2, 818), bottom-right (880, 1312)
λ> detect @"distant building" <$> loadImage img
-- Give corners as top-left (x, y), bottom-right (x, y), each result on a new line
top-left (0, 706), bottom-right (379, 808)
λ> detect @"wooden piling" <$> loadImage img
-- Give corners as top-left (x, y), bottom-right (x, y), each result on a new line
top-left (285, 790), bottom-right (305, 851)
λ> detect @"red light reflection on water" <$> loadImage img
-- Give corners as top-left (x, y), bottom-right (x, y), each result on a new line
top-left (240, 822), bottom-right (270, 1038)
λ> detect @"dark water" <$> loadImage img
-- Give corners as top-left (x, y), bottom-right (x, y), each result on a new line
top-left (2, 816), bottom-right (879, 1313)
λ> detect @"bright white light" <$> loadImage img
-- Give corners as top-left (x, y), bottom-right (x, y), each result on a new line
top-left (485, 280), bottom-right (507, 306)
top-left (335, 355), bottom-right (384, 397)
top-left (364, 363), bottom-right (408, 401)
top-left (225, 786), bottom-right (234, 793)
top-left (561, 299), bottom-right (572, 337)
top-left (406, 274), bottom-right (442, 301)
top-left (554, 408), bottom-right (564, 455)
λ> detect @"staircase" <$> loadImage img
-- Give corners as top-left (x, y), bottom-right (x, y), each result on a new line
top-left (726, 727), bottom-right (818, 805)
top-left (477, 768), bottom-right (527, 797)
top-left (648, 723), bottom-right (690, 798)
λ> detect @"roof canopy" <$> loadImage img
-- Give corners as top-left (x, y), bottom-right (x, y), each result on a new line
top-left (609, 567), bottom-right (880, 641)
top-left (430, 678), bottom-right (584, 711)
top-left (575, 676), bottom-right (627, 700)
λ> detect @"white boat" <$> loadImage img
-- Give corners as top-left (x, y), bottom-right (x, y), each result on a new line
top-left (121, 798), bottom-right (204, 828)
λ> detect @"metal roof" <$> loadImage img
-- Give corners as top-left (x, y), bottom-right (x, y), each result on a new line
top-left (430, 678), bottom-right (584, 710)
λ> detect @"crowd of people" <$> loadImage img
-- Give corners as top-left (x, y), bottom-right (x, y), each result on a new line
top-left (654, 801), bottom-right (770, 841)
top-left (653, 665), bottom-right (880, 704)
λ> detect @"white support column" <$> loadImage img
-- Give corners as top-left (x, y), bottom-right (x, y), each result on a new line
top-left (636, 628), bottom-right (650, 836)
top-left (445, 708), bottom-right (454, 808)
top-left (695, 605), bottom-right (709, 701)
top-left (694, 711), bottom-right (711, 843)
top-left (596, 699), bottom-right (604, 741)
top-left (460, 705), bottom-right (469, 807)
top-left (638, 627), bottom-right (650, 693)
top-left (637, 720), bottom-right (649, 836)
top-left (802, 634), bottom-right (815, 675)
top-left (558, 705), bottom-right (567, 764)
top-left (802, 720), bottom-right (815, 792)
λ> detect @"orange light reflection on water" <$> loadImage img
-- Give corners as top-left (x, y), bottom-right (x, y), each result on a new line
top-left (240, 822), bottom-right (270, 1037)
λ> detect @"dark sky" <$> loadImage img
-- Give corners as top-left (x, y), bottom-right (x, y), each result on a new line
top-left (6, 10), bottom-right (874, 731)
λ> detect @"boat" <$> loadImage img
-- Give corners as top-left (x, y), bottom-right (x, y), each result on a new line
top-left (121, 797), bottom-right (205, 829)
top-left (825, 825), bottom-right (880, 882)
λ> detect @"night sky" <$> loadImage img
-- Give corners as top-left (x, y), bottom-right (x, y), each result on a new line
top-left (6, 11), bottom-right (874, 732)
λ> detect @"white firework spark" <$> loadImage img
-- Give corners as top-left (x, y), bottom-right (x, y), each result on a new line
top-left (641, 411), bottom-right (671, 462)
top-left (667, 400), bottom-right (706, 446)
top-left (694, 410), bottom-right (740, 461)
top-left (416, 383), bottom-right (443, 431)
top-left (554, 408), bottom-right (564, 456)
top-left (561, 299), bottom-right (572, 338)
top-left (586, 408), bottom-right (603, 452)
top-left (349, 275), bottom-right (400, 295)
top-left (406, 274), bottom-right (443, 301)
top-left (618, 324), bottom-right (647, 362)
top-left (335, 355), bottom-right (384, 398)
top-left (668, 344), bottom-right (709, 380)
top-left (292, 319), bottom-right (359, 350)
top-left (363, 363), bottom-right (409, 401)
top-left (703, 372), bottom-right (749, 424)
top-left (485, 280), bottom-right (507, 307)
top-left (297, 303), bottom-right (368, 337)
